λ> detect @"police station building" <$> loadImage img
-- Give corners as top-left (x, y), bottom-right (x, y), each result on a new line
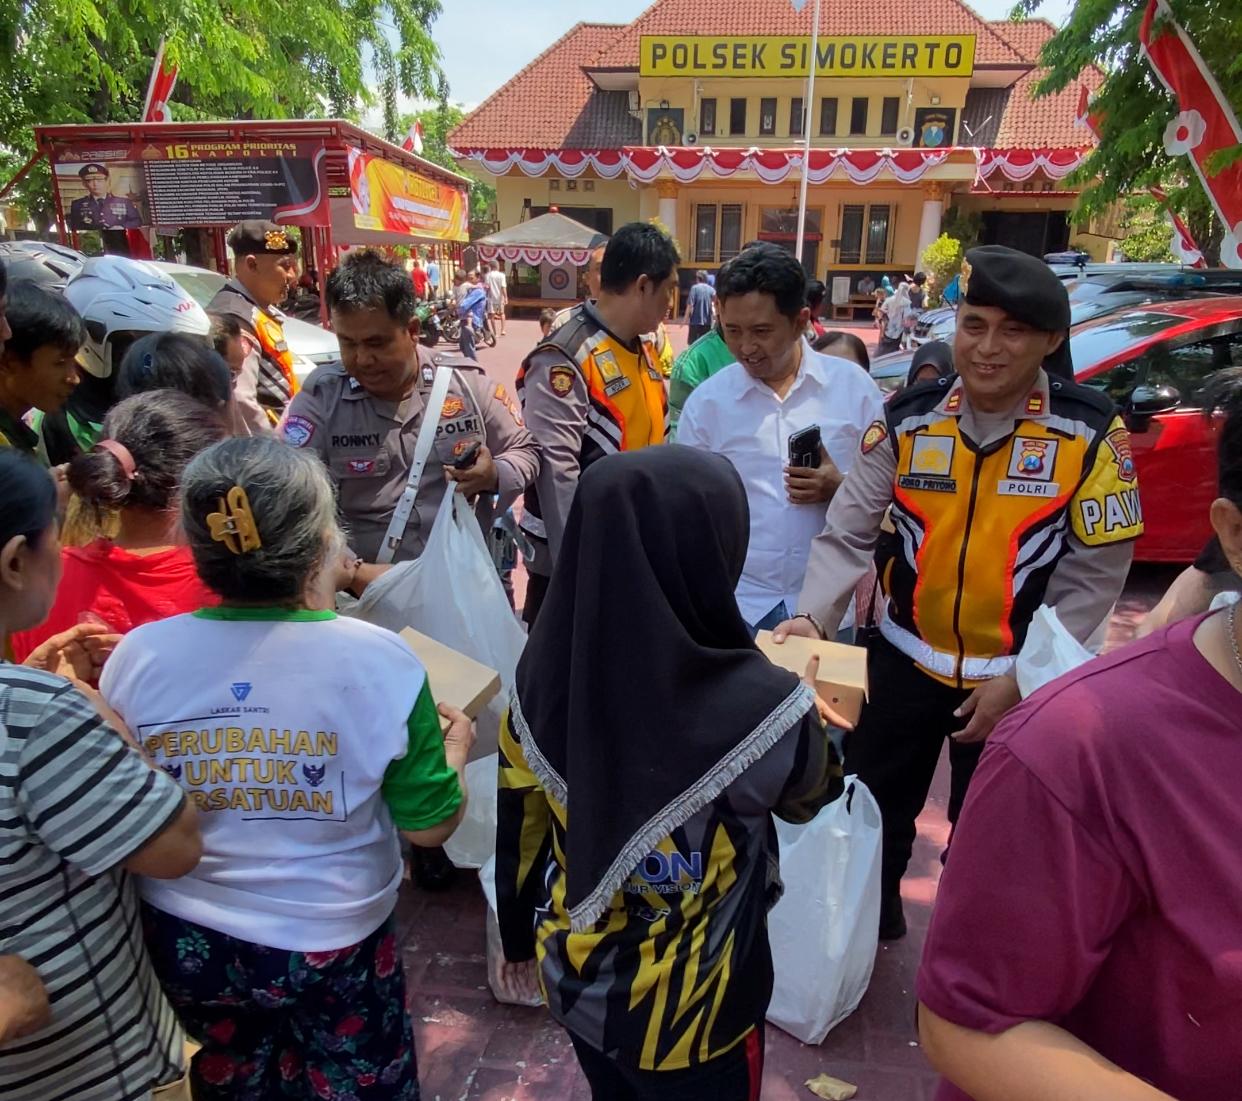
top-left (450, 0), bottom-right (1113, 310)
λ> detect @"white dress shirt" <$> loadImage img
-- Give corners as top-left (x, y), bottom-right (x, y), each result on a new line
top-left (677, 341), bottom-right (885, 627)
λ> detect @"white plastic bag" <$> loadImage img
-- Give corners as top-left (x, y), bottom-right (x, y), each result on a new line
top-left (346, 487), bottom-right (527, 761)
top-left (766, 777), bottom-right (882, 1045)
top-left (440, 753), bottom-right (498, 870)
top-left (1015, 604), bottom-right (1095, 698)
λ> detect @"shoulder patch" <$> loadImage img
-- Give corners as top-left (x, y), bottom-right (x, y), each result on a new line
top-left (549, 365), bottom-right (577, 398)
top-left (861, 420), bottom-right (888, 454)
top-left (282, 414), bottom-right (316, 448)
top-left (1105, 427), bottom-right (1137, 483)
top-left (441, 395), bottom-right (466, 418)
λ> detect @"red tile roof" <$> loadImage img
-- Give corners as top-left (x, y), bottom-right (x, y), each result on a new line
top-left (449, 22), bottom-right (627, 149)
top-left (987, 19), bottom-right (1105, 148)
top-left (587, 0), bottom-right (1027, 69)
top-left (449, 10), bottom-right (1098, 153)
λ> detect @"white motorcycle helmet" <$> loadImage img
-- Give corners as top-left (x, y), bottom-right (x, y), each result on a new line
top-left (63, 256), bottom-right (210, 378)
top-left (0, 240), bottom-right (86, 291)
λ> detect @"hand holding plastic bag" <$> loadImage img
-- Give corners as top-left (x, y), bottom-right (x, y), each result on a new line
top-left (1015, 605), bottom-right (1095, 698)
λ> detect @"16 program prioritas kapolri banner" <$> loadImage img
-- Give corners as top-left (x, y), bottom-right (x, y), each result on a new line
top-left (348, 150), bottom-right (468, 242)
top-left (640, 35), bottom-right (977, 78)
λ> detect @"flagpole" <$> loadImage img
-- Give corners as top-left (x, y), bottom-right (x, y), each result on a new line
top-left (794, 0), bottom-right (821, 264)
top-left (141, 38), bottom-right (166, 122)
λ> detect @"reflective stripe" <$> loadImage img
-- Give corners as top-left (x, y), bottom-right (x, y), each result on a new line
top-left (879, 609), bottom-right (1017, 680)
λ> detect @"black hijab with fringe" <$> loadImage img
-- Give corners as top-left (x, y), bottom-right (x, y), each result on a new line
top-left (511, 447), bottom-right (815, 932)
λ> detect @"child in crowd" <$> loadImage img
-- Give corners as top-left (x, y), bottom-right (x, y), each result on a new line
top-left (539, 308), bottom-right (558, 339)
top-left (0, 282), bottom-right (84, 461)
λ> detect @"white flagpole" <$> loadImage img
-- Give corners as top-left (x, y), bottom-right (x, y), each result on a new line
top-left (141, 38), bottom-right (166, 122)
top-left (794, 0), bottom-right (821, 263)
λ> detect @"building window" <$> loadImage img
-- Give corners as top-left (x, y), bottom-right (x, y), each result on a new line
top-left (837, 204), bottom-right (892, 265)
top-left (700, 98), bottom-right (717, 137)
top-left (866, 205), bottom-right (892, 264)
top-left (838, 205), bottom-right (865, 264)
top-left (850, 97), bottom-right (869, 136)
top-left (819, 97), bottom-right (838, 137)
top-left (694, 203), bottom-right (745, 263)
top-left (760, 97), bottom-right (777, 135)
top-left (790, 97), bottom-right (804, 137)
top-left (730, 98), bottom-right (748, 135)
top-left (880, 97), bottom-right (900, 136)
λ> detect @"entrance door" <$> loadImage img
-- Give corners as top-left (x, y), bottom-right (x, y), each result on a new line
top-left (981, 212), bottom-right (1069, 257)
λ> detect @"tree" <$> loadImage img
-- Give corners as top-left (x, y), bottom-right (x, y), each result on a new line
top-left (398, 104), bottom-right (497, 234)
top-left (0, 0), bottom-right (446, 225)
top-left (1118, 204), bottom-right (1177, 262)
top-left (920, 234), bottom-right (964, 305)
top-left (1017, 0), bottom-right (1242, 263)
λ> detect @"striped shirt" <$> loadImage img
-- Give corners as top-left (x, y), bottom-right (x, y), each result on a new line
top-left (0, 665), bottom-right (186, 1100)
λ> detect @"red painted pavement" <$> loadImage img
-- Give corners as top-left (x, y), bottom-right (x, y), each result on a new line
top-left (404, 317), bottom-right (1176, 1100)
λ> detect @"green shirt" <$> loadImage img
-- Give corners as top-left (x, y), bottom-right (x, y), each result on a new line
top-left (667, 329), bottom-right (735, 440)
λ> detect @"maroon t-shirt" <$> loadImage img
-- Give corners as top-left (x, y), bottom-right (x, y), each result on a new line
top-left (918, 613), bottom-right (1242, 1101)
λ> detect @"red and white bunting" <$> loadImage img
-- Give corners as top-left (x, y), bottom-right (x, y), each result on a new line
top-left (974, 148), bottom-right (1090, 183)
top-left (477, 244), bottom-right (595, 267)
top-left (1148, 185), bottom-right (1206, 267)
top-left (1140, 0), bottom-right (1242, 267)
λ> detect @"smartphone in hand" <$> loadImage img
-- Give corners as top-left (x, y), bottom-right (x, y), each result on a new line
top-left (788, 425), bottom-right (822, 469)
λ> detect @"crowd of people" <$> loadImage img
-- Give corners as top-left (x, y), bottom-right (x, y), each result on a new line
top-left (0, 217), bottom-right (1236, 1101)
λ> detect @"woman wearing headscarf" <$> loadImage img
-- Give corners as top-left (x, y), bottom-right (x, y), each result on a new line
top-left (906, 340), bottom-right (955, 388)
top-left (495, 447), bottom-right (845, 1099)
top-left (877, 281), bottom-right (912, 357)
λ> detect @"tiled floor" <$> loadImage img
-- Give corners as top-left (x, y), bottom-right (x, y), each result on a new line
top-left (400, 561), bottom-right (1174, 1100)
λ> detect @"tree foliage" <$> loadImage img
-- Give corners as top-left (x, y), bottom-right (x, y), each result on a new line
top-left (921, 234), bottom-right (964, 305)
top-left (1017, 0), bottom-right (1242, 262)
top-left (1117, 203), bottom-right (1177, 262)
top-left (0, 0), bottom-right (446, 223)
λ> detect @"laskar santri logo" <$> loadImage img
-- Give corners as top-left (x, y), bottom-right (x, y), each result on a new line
top-left (230, 682), bottom-right (253, 702)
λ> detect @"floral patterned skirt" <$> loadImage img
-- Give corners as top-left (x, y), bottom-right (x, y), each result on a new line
top-left (141, 904), bottom-right (418, 1101)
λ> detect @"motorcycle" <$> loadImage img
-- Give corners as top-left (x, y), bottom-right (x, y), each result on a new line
top-left (415, 300), bottom-right (443, 347)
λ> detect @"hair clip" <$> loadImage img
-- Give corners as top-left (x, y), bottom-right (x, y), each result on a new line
top-left (206, 485), bottom-right (263, 555)
top-left (94, 439), bottom-right (137, 481)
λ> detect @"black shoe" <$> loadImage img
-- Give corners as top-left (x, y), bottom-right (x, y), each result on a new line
top-left (878, 892), bottom-right (907, 941)
top-left (410, 845), bottom-right (457, 892)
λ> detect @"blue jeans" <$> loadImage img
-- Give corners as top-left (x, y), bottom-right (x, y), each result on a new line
top-left (748, 602), bottom-right (791, 638)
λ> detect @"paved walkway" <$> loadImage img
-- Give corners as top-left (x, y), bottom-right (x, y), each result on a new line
top-left (407, 317), bottom-right (1176, 1100)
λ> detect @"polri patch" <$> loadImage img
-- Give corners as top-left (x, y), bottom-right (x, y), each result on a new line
top-left (441, 395), bottom-right (466, 418)
top-left (860, 420), bottom-right (888, 454)
top-left (1105, 427), bottom-right (1137, 483)
top-left (549, 365), bottom-right (576, 398)
top-left (282, 415), bottom-right (315, 448)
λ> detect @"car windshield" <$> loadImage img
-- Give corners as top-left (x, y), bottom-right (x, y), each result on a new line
top-left (1069, 311), bottom-right (1186, 374)
top-left (163, 268), bottom-right (226, 309)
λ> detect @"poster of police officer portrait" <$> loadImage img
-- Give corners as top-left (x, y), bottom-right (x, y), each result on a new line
top-left (57, 160), bottom-right (150, 231)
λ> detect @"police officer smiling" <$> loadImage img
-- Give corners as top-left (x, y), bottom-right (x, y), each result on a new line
top-left (279, 250), bottom-right (539, 596)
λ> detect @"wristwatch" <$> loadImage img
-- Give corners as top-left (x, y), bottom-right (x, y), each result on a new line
top-left (794, 612), bottom-right (827, 640)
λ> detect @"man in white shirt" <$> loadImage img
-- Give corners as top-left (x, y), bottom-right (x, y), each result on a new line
top-left (678, 244), bottom-right (885, 634)
top-left (484, 261), bottom-right (508, 336)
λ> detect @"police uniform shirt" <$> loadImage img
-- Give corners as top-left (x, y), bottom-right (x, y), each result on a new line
top-left (797, 370), bottom-right (1140, 679)
top-left (68, 194), bottom-right (142, 230)
top-left (280, 352), bottom-right (539, 564)
top-left (208, 279), bottom-right (293, 436)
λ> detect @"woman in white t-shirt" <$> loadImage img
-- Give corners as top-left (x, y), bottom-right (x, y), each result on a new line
top-left (101, 436), bottom-right (473, 1101)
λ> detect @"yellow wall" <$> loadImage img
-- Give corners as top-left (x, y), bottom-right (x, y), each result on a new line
top-left (639, 74), bottom-right (971, 145)
top-left (493, 176), bottom-right (641, 233)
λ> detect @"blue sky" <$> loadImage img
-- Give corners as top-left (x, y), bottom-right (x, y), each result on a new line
top-left (431, 0), bottom-right (1076, 108)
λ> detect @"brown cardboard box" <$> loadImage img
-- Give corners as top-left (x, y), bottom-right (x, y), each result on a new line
top-left (755, 631), bottom-right (869, 726)
top-left (399, 628), bottom-right (502, 730)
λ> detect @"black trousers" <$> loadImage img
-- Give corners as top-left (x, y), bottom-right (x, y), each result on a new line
top-left (522, 569), bottom-right (550, 628)
top-left (844, 635), bottom-right (984, 900)
top-left (568, 1027), bottom-right (764, 1101)
top-left (688, 323), bottom-right (711, 345)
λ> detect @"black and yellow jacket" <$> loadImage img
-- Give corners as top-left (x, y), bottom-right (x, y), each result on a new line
top-left (495, 710), bottom-right (841, 1071)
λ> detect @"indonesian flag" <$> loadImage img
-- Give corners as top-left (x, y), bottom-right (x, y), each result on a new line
top-left (141, 38), bottom-right (178, 123)
top-left (402, 121), bottom-right (425, 156)
top-left (1140, 0), bottom-right (1242, 267)
top-left (1149, 185), bottom-right (1206, 266)
top-left (1075, 84), bottom-right (1104, 138)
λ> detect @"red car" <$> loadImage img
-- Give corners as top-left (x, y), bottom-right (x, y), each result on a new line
top-left (1072, 296), bottom-right (1242, 561)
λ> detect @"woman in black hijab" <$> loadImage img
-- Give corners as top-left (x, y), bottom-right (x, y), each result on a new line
top-left (906, 339), bottom-right (955, 388)
top-left (495, 446), bottom-right (844, 1100)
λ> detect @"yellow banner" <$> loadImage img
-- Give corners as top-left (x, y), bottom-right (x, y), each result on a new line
top-left (348, 150), bottom-right (468, 242)
top-left (639, 35), bottom-right (976, 79)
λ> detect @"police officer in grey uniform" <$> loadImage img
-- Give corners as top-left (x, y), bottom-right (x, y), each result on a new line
top-left (280, 250), bottom-right (539, 597)
top-left (68, 164), bottom-right (142, 230)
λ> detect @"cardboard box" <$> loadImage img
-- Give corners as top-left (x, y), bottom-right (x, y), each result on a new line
top-left (755, 631), bottom-right (869, 726)
top-left (399, 628), bottom-right (502, 730)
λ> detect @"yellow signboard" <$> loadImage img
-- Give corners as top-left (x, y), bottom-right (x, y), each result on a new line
top-left (639, 35), bottom-right (976, 79)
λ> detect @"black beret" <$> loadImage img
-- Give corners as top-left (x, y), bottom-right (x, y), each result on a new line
top-left (228, 219), bottom-right (298, 257)
top-left (78, 163), bottom-right (109, 178)
top-left (962, 245), bottom-right (1073, 378)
